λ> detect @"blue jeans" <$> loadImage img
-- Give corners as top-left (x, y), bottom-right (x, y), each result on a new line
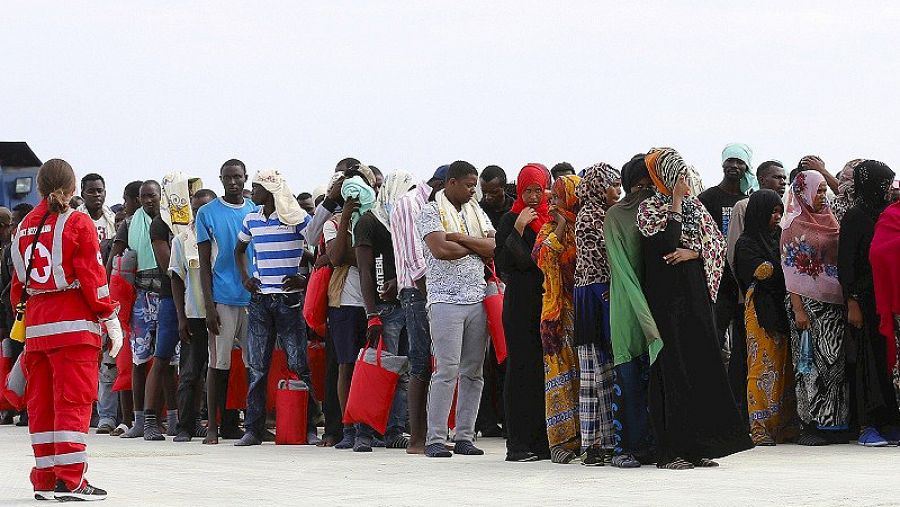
top-left (358, 302), bottom-right (408, 439)
top-left (245, 292), bottom-right (316, 437)
top-left (97, 361), bottom-right (118, 427)
top-left (400, 288), bottom-right (431, 381)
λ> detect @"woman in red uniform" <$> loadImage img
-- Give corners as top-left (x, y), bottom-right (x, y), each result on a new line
top-left (11, 159), bottom-right (123, 501)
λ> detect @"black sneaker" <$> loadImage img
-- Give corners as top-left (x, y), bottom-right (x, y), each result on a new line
top-left (582, 447), bottom-right (613, 466)
top-left (453, 440), bottom-right (484, 455)
top-left (173, 430), bottom-right (193, 443)
top-left (219, 425), bottom-right (244, 440)
top-left (55, 481), bottom-right (108, 502)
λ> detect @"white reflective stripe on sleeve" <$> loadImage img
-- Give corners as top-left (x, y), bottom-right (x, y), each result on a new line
top-left (51, 210), bottom-right (72, 289)
top-left (30, 430), bottom-right (87, 445)
top-left (26, 320), bottom-right (102, 339)
top-left (34, 455), bottom-right (55, 469)
top-left (97, 284), bottom-right (109, 299)
top-left (11, 229), bottom-right (26, 282)
top-left (52, 451), bottom-right (87, 467)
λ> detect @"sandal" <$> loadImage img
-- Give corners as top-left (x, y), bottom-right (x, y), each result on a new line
top-left (752, 434), bottom-right (776, 446)
top-left (656, 457), bottom-right (694, 470)
top-left (386, 434), bottom-right (410, 449)
top-left (550, 447), bottom-right (577, 464)
top-left (611, 454), bottom-right (641, 468)
top-left (797, 431), bottom-right (829, 446)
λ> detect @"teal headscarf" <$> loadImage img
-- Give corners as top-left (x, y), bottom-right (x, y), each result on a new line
top-left (722, 143), bottom-right (758, 194)
top-left (340, 175), bottom-right (376, 245)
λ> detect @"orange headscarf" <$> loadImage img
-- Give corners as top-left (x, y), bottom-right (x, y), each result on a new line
top-left (533, 175), bottom-right (581, 354)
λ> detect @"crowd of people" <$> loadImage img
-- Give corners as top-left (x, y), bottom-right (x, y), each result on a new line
top-left (2, 146), bottom-right (900, 499)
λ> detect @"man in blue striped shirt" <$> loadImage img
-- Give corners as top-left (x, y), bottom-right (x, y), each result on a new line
top-left (234, 169), bottom-right (319, 446)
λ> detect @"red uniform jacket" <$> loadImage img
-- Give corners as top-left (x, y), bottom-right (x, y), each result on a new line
top-left (11, 200), bottom-right (118, 352)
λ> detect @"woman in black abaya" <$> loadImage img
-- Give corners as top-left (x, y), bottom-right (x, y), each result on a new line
top-left (637, 148), bottom-right (753, 469)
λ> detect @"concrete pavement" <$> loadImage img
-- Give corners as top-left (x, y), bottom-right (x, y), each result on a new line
top-left (0, 426), bottom-right (897, 506)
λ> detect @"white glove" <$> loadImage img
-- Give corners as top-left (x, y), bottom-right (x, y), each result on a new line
top-left (103, 317), bottom-right (124, 358)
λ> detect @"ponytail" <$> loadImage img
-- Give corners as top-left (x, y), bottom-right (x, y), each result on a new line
top-left (37, 159), bottom-right (77, 214)
top-left (47, 188), bottom-right (70, 213)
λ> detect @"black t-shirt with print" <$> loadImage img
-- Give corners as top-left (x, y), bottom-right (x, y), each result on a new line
top-left (353, 211), bottom-right (397, 303)
top-left (698, 186), bottom-right (746, 238)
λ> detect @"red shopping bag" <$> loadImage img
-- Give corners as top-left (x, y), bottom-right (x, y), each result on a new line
top-left (226, 349), bottom-right (248, 410)
top-left (448, 383), bottom-right (459, 430)
top-left (113, 342), bottom-right (133, 392)
top-left (484, 263), bottom-right (507, 363)
top-left (266, 349), bottom-right (298, 412)
top-left (275, 380), bottom-right (309, 445)
top-left (303, 266), bottom-right (332, 337)
top-left (307, 340), bottom-right (326, 402)
top-left (343, 338), bottom-right (400, 434)
top-left (110, 256), bottom-right (136, 392)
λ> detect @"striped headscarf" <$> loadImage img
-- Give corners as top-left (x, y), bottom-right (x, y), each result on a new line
top-left (637, 148), bottom-right (726, 302)
top-left (575, 163), bottom-right (621, 287)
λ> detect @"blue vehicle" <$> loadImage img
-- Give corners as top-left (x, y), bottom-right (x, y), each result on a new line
top-left (0, 142), bottom-right (42, 208)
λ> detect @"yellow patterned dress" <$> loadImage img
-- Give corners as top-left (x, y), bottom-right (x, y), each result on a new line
top-left (532, 176), bottom-right (583, 458)
top-left (745, 262), bottom-right (799, 444)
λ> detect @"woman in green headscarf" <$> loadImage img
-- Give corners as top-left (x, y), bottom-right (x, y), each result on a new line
top-left (602, 154), bottom-right (660, 467)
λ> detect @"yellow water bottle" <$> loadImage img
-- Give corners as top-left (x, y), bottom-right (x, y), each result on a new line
top-left (10, 302), bottom-right (26, 342)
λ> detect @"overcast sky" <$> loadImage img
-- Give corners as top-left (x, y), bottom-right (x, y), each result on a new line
top-left (4, 1), bottom-right (899, 202)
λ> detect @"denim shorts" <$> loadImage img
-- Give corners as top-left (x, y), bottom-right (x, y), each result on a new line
top-left (327, 306), bottom-right (366, 364)
top-left (154, 296), bottom-right (180, 361)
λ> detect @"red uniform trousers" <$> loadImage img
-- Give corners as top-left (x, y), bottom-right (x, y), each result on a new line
top-left (23, 343), bottom-right (99, 491)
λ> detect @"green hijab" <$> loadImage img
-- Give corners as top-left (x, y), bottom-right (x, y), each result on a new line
top-left (603, 186), bottom-right (662, 366)
top-left (340, 175), bottom-right (376, 245)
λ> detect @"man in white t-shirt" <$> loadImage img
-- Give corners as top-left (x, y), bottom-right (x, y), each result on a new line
top-left (77, 173), bottom-right (120, 434)
top-left (78, 173), bottom-right (117, 260)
